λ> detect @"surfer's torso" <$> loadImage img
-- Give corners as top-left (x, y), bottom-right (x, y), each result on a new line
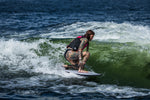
top-left (67, 36), bottom-right (88, 51)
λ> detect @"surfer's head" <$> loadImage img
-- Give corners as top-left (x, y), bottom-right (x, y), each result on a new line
top-left (83, 30), bottom-right (95, 41)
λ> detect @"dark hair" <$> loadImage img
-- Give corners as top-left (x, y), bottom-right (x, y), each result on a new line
top-left (83, 30), bottom-right (95, 51)
top-left (83, 30), bottom-right (95, 40)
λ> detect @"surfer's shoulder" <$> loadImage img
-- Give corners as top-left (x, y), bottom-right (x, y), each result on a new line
top-left (80, 38), bottom-right (88, 42)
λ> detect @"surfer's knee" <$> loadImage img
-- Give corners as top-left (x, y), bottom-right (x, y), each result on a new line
top-left (86, 51), bottom-right (90, 57)
top-left (85, 51), bottom-right (90, 58)
top-left (83, 51), bottom-right (90, 56)
top-left (82, 51), bottom-right (90, 63)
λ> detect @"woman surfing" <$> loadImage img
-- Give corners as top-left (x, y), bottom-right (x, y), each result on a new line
top-left (63, 30), bottom-right (95, 73)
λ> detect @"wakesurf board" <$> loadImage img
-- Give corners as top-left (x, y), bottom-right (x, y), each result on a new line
top-left (65, 70), bottom-right (101, 76)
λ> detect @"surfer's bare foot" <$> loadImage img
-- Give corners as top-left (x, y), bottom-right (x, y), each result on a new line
top-left (63, 65), bottom-right (69, 69)
top-left (78, 69), bottom-right (88, 73)
top-left (78, 65), bottom-right (88, 73)
top-left (63, 65), bottom-right (68, 68)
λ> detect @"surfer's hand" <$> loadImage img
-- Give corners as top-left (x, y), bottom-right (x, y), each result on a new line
top-left (78, 61), bottom-right (85, 67)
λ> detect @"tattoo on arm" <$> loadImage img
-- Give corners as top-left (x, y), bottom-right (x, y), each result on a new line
top-left (78, 38), bottom-right (88, 60)
top-left (78, 50), bottom-right (82, 60)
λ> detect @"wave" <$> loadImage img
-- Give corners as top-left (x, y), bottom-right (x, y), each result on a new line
top-left (0, 39), bottom-right (80, 78)
top-left (40, 22), bottom-right (150, 44)
top-left (0, 38), bottom-right (150, 99)
top-left (0, 21), bottom-right (150, 99)
top-left (2, 21), bottom-right (150, 45)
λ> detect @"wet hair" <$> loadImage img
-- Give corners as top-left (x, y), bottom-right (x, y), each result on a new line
top-left (83, 30), bottom-right (95, 40)
top-left (83, 30), bottom-right (95, 51)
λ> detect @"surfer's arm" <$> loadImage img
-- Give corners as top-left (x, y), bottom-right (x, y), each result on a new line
top-left (78, 38), bottom-right (88, 62)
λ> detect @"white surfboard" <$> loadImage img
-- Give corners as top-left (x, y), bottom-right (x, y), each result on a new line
top-left (65, 70), bottom-right (101, 76)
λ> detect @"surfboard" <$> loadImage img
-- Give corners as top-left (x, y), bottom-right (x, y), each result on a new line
top-left (65, 70), bottom-right (101, 76)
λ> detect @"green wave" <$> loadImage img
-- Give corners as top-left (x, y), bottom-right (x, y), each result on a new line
top-left (88, 41), bottom-right (150, 88)
top-left (27, 38), bottom-right (150, 88)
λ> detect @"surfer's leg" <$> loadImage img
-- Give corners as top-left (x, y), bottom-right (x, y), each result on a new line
top-left (64, 50), bottom-right (79, 69)
top-left (82, 51), bottom-right (90, 64)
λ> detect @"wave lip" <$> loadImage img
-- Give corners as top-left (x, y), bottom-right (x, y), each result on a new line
top-left (1, 21), bottom-right (150, 45)
top-left (40, 22), bottom-right (150, 44)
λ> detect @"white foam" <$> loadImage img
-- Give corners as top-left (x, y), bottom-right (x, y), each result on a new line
top-left (0, 39), bottom-right (79, 78)
top-left (94, 85), bottom-right (150, 98)
top-left (41, 22), bottom-right (150, 44)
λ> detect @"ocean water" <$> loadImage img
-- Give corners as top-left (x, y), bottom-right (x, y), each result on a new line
top-left (0, 0), bottom-right (150, 100)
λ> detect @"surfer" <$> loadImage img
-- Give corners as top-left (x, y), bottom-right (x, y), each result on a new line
top-left (64, 30), bottom-right (95, 73)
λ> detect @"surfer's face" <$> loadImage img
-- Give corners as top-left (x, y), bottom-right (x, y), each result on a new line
top-left (89, 35), bottom-right (94, 41)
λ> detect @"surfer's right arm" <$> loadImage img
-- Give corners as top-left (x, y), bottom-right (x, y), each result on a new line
top-left (78, 38), bottom-right (88, 67)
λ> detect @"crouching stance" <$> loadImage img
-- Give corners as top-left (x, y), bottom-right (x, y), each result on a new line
top-left (64, 30), bottom-right (95, 73)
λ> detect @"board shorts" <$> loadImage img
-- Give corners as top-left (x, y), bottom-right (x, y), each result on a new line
top-left (64, 48), bottom-right (79, 63)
